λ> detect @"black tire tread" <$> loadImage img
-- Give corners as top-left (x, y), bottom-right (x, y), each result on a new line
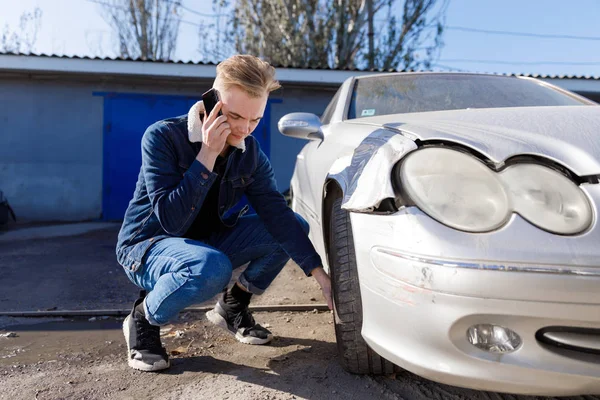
top-left (329, 197), bottom-right (397, 375)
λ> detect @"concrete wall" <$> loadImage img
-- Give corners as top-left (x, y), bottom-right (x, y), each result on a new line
top-left (0, 79), bottom-right (105, 221)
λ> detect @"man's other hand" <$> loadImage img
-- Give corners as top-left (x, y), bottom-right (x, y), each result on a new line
top-left (311, 267), bottom-right (333, 310)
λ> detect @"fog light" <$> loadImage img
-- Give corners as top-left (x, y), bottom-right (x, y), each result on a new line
top-left (467, 324), bottom-right (522, 353)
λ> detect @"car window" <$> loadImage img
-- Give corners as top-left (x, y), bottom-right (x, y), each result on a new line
top-left (321, 87), bottom-right (343, 125)
top-left (347, 74), bottom-right (592, 120)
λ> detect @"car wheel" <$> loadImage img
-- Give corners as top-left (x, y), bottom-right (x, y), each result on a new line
top-left (329, 197), bottom-right (397, 375)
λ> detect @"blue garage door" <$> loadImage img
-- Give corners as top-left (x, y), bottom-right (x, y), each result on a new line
top-left (100, 93), bottom-right (271, 221)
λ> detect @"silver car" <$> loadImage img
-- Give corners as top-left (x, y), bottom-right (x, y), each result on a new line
top-left (278, 72), bottom-right (600, 396)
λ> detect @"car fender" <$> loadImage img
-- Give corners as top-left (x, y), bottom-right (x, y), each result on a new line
top-left (326, 129), bottom-right (418, 212)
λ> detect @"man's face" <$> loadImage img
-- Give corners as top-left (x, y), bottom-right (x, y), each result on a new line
top-left (218, 85), bottom-right (267, 147)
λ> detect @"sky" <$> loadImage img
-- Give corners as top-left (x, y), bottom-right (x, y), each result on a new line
top-left (1, 0), bottom-right (599, 77)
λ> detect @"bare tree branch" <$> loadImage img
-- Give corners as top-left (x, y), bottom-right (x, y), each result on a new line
top-left (98, 0), bottom-right (181, 60)
top-left (0, 7), bottom-right (42, 54)
top-left (226, 0), bottom-right (446, 70)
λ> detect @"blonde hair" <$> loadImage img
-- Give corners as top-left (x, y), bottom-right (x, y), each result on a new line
top-left (214, 55), bottom-right (281, 98)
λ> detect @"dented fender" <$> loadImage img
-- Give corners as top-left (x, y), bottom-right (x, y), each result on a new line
top-left (326, 129), bottom-right (417, 212)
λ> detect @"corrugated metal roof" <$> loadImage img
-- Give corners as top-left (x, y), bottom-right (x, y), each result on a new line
top-left (1, 51), bottom-right (598, 81)
top-left (0, 51), bottom-right (378, 71)
top-left (0, 51), bottom-right (216, 64)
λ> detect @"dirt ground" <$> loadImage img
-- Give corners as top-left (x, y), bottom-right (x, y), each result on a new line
top-left (1, 225), bottom-right (599, 400)
top-left (0, 311), bottom-right (598, 400)
top-left (0, 226), bottom-right (324, 312)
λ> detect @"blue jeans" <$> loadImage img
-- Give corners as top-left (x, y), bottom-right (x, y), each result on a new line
top-left (123, 213), bottom-right (309, 325)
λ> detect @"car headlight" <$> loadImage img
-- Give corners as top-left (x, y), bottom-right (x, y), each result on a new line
top-left (398, 147), bottom-right (510, 232)
top-left (397, 147), bottom-right (593, 234)
top-left (499, 164), bottom-right (592, 234)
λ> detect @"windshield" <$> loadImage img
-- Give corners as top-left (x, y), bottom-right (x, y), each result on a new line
top-left (347, 74), bottom-right (592, 120)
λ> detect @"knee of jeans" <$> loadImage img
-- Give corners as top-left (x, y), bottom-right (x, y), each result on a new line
top-left (294, 213), bottom-right (310, 235)
top-left (189, 250), bottom-right (232, 291)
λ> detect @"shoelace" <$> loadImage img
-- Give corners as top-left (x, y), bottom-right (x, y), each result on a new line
top-left (136, 319), bottom-right (163, 351)
top-left (232, 308), bottom-right (256, 331)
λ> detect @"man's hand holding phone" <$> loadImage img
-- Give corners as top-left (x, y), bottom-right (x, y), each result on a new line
top-left (196, 100), bottom-right (231, 171)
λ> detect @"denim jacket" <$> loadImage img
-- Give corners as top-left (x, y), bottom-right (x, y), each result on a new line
top-left (116, 102), bottom-right (322, 276)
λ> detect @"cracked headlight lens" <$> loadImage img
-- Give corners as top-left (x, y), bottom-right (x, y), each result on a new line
top-left (499, 164), bottom-right (592, 234)
top-left (398, 147), bottom-right (510, 232)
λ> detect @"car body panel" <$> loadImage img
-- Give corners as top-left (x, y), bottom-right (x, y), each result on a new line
top-left (349, 105), bottom-right (600, 176)
top-left (290, 121), bottom-right (383, 268)
top-left (351, 198), bottom-right (600, 395)
top-left (327, 130), bottom-right (417, 212)
top-left (360, 284), bottom-right (600, 395)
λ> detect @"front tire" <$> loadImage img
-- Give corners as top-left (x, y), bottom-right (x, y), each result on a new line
top-left (329, 197), bottom-right (396, 375)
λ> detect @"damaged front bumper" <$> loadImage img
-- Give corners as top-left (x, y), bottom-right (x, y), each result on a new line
top-left (349, 186), bottom-right (600, 395)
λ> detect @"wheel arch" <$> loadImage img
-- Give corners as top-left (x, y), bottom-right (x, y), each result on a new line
top-left (322, 178), bottom-right (345, 269)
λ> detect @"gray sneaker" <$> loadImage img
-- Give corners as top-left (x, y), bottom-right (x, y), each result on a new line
top-left (122, 294), bottom-right (170, 371)
top-left (206, 301), bottom-right (273, 345)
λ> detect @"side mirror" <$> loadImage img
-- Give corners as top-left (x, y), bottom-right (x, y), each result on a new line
top-left (277, 113), bottom-right (324, 141)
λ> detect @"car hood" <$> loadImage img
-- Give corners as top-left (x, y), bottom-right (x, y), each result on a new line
top-left (353, 105), bottom-right (600, 176)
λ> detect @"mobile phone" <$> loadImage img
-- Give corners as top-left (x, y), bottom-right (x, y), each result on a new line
top-left (202, 88), bottom-right (222, 117)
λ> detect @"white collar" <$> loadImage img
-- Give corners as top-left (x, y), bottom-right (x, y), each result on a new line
top-left (186, 100), bottom-right (204, 143)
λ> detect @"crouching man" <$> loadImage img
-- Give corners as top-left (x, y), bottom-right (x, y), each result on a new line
top-left (115, 54), bottom-right (333, 371)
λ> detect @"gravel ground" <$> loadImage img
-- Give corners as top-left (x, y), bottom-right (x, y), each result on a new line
top-left (1, 311), bottom-right (598, 400)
